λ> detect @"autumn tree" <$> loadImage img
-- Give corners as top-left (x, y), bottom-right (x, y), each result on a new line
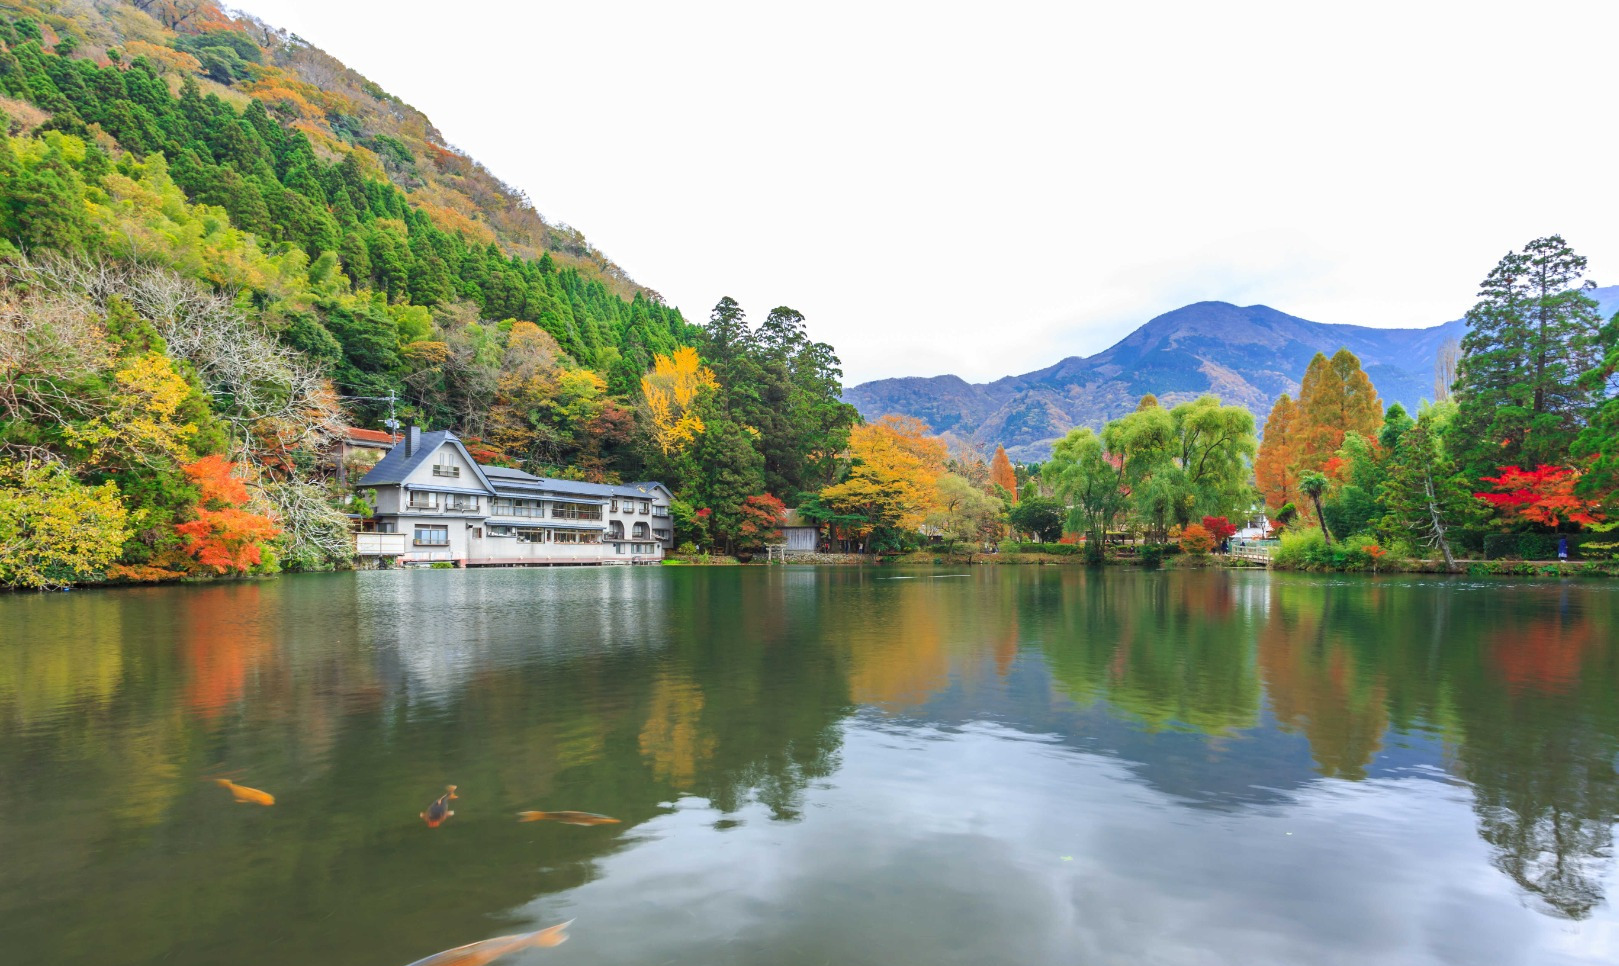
top-left (1294, 349), bottom-right (1382, 476)
top-left (174, 455), bottom-right (280, 574)
top-left (0, 460), bottom-right (130, 589)
top-left (1474, 466), bottom-right (1605, 532)
top-left (1452, 236), bottom-right (1606, 477)
top-left (734, 493), bottom-right (786, 550)
top-left (821, 415), bottom-right (947, 544)
top-left (1255, 394), bottom-right (1299, 517)
top-left (641, 346), bottom-right (717, 456)
top-left (989, 444), bottom-right (1018, 503)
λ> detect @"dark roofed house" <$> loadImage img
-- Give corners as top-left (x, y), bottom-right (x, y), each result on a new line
top-left (355, 427), bottom-right (672, 567)
top-left (334, 427), bottom-right (402, 484)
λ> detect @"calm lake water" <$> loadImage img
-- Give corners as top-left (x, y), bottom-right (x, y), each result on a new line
top-left (3, 567), bottom-right (1618, 966)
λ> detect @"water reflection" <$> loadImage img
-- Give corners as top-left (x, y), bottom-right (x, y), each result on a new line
top-left (1, 568), bottom-right (1617, 965)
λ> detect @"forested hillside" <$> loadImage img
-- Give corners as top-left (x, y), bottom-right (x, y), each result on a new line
top-left (0, 2), bottom-right (858, 586)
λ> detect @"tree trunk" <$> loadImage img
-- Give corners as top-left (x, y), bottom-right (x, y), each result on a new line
top-left (1311, 495), bottom-right (1331, 545)
top-left (1423, 473), bottom-right (1457, 572)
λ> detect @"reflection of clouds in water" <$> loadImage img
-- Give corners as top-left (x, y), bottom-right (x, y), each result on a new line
top-left (515, 722), bottom-right (1619, 966)
top-left (355, 569), bottom-right (674, 704)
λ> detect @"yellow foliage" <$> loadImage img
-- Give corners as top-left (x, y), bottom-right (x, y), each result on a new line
top-left (641, 347), bottom-right (717, 455)
top-left (66, 352), bottom-right (197, 466)
top-left (120, 40), bottom-right (202, 75)
top-left (821, 415), bottom-right (947, 531)
top-left (0, 462), bottom-right (131, 589)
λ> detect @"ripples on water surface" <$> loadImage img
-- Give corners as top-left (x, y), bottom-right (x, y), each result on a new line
top-left (2, 567), bottom-right (1617, 965)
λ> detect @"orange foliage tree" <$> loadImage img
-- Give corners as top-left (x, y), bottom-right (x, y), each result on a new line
top-left (821, 415), bottom-right (947, 534)
top-left (1178, 523), bottom-right (1215, 555)
top-left (989, 444), bottom-right (1018, 503)
top-left (1474, 465), bottom-right (1606, 529)
top-left (1294, 349), bottom-right (1382, 477)
top-left (174, 456), bottom-right (280, 574)
top-left (1255, 394), bottom-right (1299, 516)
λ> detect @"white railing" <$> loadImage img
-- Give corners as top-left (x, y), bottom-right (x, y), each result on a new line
top-left (356, 532), bottom-right (408, 556)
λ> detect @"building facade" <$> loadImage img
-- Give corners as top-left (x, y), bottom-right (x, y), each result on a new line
top-left (356, 428), bottom-right (672, 567)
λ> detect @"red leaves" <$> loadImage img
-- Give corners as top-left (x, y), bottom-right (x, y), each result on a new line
top-left (1474, 464), bottom-right (1605, 529)
top-left (1201, 516), bottom-right (1237, 541)
top-left (736, 494), bottom-right (787, 546)
top-left (175, 457), bottom-right (280, 574)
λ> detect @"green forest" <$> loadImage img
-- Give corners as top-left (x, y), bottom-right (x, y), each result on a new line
top-left (0, 6), bottom-right (857, 586)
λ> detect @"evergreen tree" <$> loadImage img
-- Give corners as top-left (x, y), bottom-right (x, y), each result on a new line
top-left (1380, 411), bottom-right (1471, 571)
top-left (1453, 236), bottom-right (1605, 477)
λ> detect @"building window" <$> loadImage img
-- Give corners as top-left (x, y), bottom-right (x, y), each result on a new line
top-left (517, 529), bottom-right (544, 544)
top-left (611, 497), bottom-right (619, 512)
top-left (552, 501), bottom-right (603, 521)
top-left (633, 522), bottom-right (650, 539)
top-left (640, 501), bottom-right (650, 514)
top-left (488, 525), bottom-right (514, 537)
top-left (615, 542), bottom-right (625, 554)
top-left (414, 525), bottom-right (449, 546)
top-left (444, 495), bottom-right (479, 512)
top-left (432, 462), bottom-right (460, 478)
top-left (408, 491), bottom-right (435, 509)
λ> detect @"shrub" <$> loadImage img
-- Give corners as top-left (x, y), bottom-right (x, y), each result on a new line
top-left (1178, 523), bottom-right (1215, 556)
top-left (1272, 529), bottom-right (1328, 569)
top-left (1012, 542), bottom-right (1080, 556)
top-left (1083, 537), bottom-right (1105, 566)
top-left (1139, 543), bottom-right (1168, 569)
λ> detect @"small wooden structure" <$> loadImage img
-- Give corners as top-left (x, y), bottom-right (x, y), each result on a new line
top-left (778, 509), bottom-right (819, 555)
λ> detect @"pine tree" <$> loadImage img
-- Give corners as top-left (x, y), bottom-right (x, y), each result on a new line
top-left (1453, 236), bottom-right (1605, 477)
top-left (1380, 412), bottom-right (1470, 571)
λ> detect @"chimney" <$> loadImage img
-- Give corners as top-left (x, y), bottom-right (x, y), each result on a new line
top-left (406, 425), bottom-right (420, 457)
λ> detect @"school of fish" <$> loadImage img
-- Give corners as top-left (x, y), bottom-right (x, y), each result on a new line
top-left (209, 772), bottom-right (617, 964)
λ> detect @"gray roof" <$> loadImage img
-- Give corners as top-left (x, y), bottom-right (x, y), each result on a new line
top-left (357, 431), bottom-right (665, 501)
top-left (356, 430), bottom-right (498, 494)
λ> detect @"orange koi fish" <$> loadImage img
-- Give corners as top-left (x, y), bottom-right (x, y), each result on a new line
top-left (214, 778), bottom-right (275, 806)
top-left (421, 785), bottom-right (458, 828)
top-left (403, 920), bottom-right (572, 966)
top-left (517, 810), bottom-right (620, 826)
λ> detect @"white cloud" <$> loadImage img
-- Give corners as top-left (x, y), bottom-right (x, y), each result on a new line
top-left (230, 0), bottom-right (1619, 383)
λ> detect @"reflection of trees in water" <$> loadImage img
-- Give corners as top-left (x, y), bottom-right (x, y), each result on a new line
top-left (1257, 589), bottom-right (1388, 780)
top-left (1455, 600), bottom-right (1619, 920)
top-left (1039, 571), bottom-right (1260, 735)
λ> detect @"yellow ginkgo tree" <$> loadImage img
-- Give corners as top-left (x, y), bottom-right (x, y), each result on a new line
top-left (640, 347), bottom-right (718, 455)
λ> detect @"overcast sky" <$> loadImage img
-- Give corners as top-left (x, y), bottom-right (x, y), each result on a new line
top-left (233, 1), bottom-right (1617, 385)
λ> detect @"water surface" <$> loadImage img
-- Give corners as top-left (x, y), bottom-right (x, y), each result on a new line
top-left (3, 567), bottom-right (1617, 965)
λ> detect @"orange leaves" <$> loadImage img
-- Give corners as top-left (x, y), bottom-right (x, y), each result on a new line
top-left (174, 457), bottom-right (279, 574)
top-left (822, 415), bottom-right (948, 532)
top-left (1255, 394), bottom-right (1298, 514)
top-left (1474, 465), bottom-right (1606, 529)
top-left (1178, 523), bottom-right (1215, 555)
top-left (990, 445), bottom-right (1017, 502)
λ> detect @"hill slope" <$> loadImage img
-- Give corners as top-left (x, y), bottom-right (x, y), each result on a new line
top-left (846, 289), bottom-right (1619, 461)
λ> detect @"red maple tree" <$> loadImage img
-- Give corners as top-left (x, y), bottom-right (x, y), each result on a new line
top-left (1474, 465), bottom-right (1605, 529)
top-left (735, 494), bottom-right (787, 548)
top-left (175, 456), bottom-right (281, 574)
top-left (1201, 516), bottom-right (1238, 542)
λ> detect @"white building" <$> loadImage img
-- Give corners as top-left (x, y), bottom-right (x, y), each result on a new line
top-left (355, 428), bottom-right (672, 567)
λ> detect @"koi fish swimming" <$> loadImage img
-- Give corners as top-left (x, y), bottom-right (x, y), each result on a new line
top-left (516, 810), bottom-right (621, 826)
top-left (421, 785), bottom-right (458, 828)
top-left (213, 779), bottom-right (274, 806)
top-left (402, 920), bottom-right (572, 966)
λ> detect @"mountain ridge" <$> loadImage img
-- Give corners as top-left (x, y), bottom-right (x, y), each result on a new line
top-left (846, 290), bottom-right (1619, 461)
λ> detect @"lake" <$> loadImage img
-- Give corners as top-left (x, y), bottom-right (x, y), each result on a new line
top-left (3, 567), bottom-right (1617, 966)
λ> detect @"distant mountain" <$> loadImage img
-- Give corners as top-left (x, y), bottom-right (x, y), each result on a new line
top-left (846, 289), bottom-right (1619, 461)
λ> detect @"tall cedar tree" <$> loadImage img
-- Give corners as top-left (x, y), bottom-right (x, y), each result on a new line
top-left (1255, 394), bottom-right (1299, 515)
top-left (1571, 309), bottom-right (1619, 502)
top-left (990, 445), bottom-right (1018, 503)
top-left (1294, 348), bottom-right (1382, 476)
top-left (1452, 236), bottom-right (1605, 477)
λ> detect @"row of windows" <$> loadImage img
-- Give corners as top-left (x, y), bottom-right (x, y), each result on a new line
top-left (609, 497), bottom-right (654, 514)
top-left (414, 526), bottom-right (659, 552)
top-left (409, 492), bottom-right (480, 512)
top-left (614, 543), bottom-right (659, 554)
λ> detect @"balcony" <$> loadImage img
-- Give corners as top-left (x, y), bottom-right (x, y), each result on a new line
top-left (490, 505), bottom-right (545, 519)
top-left (551, 506), bottom-right (603, 521)
top-left (432, 465), bottom-right (461, 478)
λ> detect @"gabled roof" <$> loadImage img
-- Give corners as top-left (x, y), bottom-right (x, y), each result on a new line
top-left (356, 431), bottom-right (498, 494)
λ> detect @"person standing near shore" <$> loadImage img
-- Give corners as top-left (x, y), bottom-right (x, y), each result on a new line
top-left (1558, 536), bottom-right (1569, 561)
